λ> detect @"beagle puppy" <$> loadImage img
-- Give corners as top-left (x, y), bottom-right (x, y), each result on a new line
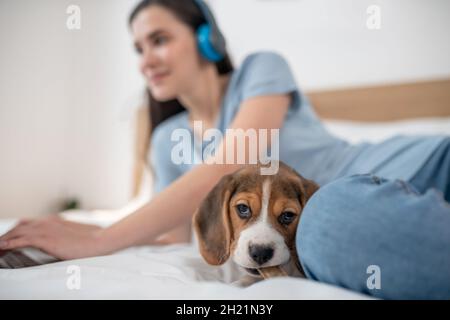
top-left (193, 161), bottom-right (319, 286)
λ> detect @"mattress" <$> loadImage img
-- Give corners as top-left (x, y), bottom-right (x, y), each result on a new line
top-left (1, 117), bottom-right (449, 299)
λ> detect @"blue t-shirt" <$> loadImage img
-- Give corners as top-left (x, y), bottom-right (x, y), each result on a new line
top-left (148, 51), bottom-right (446, 193)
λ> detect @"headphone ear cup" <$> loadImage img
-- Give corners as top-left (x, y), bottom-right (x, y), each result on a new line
top-left (196, 23), bottom-right (224, 62)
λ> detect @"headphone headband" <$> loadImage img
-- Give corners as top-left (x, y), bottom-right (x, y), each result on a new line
top-left (193, 0), bottom-right (226, 62)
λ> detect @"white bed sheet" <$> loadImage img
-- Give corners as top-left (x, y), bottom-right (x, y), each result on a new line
top-left (1, 117), bottom-right (449, 300)
top-left (0, 218), bottom-right (369, 299)
top-left (324, 117), bottom-right (450, 144)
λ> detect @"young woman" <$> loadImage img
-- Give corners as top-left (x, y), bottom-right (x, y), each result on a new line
top-left (0, 0), bottom-right (448, 299)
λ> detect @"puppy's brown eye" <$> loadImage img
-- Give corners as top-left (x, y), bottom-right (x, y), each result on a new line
top-left (278, 212), bottom-right (296, 225)
top-left (236, 204), bottom-right (251, 219)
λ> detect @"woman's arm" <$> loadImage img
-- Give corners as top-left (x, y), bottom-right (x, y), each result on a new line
top-left (97, 94), bottom-right (291, 254)
top-left (0, 94), bottom-right (290, 259)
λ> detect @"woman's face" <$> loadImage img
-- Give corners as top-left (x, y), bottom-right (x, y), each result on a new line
top-left (131, 5), bottom-right (204, 101)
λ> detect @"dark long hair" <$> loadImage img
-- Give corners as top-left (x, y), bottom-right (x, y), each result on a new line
top-left (129, 0), bottom-right (234, 135)
top-left (129, 0), bottom-right (234, 195)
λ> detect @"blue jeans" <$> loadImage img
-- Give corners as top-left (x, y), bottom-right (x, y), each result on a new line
top-left (296, 138), bottom-right (450, 299)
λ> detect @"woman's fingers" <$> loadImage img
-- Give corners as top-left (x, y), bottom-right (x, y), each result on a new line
top-left (0, 237), bottom-right (28, 250)
top-left (0, 226), bottom-right (27, 242)
top-left (0, 216), bottom-right (104, 260)
top-left (0, 217), bottom-right (46, 240)
top-left (0, 220), bottom-right (30, 240)
top-left (0, 221), bottom-right (48, 246)
top-left (0, 218), bottom-right (96, 244)
top-left (0, 235), bottom-right (44, 251)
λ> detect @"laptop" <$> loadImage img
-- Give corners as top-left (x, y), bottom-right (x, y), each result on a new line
top-left (0, 247), bottom-right (59, 269)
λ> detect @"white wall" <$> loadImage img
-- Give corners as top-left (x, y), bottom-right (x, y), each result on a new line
top-left (211, 0), bottom-right (450, 90)
top-left (0, 0), bottom-right (143, 218)
top-left (1, 0), bottom-right (449, 218)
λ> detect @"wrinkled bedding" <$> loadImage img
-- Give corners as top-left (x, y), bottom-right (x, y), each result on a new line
top-left (3, 117), bottom-right (450, 299)
top-left (0, 218), bottom-right (369, 299)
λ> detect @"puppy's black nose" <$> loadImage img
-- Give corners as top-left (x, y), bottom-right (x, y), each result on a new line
top-left (249, 244), bottom-right (274, 265)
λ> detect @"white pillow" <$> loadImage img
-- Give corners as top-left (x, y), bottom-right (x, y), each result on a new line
top-left (323, 117), bottom-right (450, 144)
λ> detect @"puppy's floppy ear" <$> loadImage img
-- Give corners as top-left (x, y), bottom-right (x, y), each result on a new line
top-left (193, 173), bottom-right (237, 265)
top-left (299, 176), bottom-right (319, 207)
top-left (283, 166), bottom-right (318, 277)
top-left (286, 166), bottom-right (319, 208)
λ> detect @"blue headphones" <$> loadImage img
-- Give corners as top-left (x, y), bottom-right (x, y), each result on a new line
top-left (193, 0), bottom-right (226, 62)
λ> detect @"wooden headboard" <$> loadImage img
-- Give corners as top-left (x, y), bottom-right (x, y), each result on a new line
top-left (308, 78), bottom-right (450, 122)
top-left (132, 78), bottom-right (450, 197)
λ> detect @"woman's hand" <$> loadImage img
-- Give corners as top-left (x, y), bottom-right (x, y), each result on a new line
top-left (0, 215), bottom-right (106, 260)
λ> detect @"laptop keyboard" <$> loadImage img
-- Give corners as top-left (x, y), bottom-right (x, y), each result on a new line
top-left (0, 250), bottom-right (42, 268)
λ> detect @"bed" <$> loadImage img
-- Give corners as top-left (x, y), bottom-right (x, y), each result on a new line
top-left (1, 79), bottom-right (449, 299)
